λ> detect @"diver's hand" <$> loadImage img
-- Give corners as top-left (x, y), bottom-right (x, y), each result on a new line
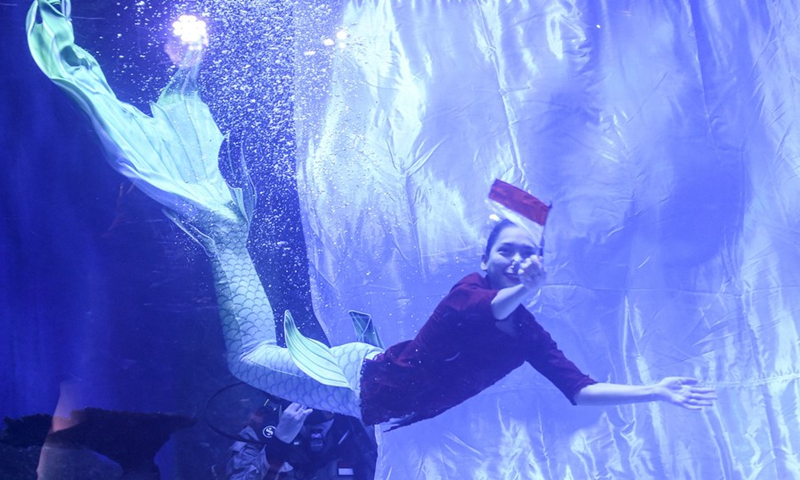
top-left (274, 403), bottom-right (313, 443)
top-left (656, 377), bottom-right (716, 410)
top-left (517, 255), bottom-right (546, 291)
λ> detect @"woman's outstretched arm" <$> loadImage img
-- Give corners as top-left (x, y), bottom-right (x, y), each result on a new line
top-left (574, 377), bottom-right (716, 409)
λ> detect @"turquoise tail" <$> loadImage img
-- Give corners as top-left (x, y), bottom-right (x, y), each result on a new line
top-left (27, 0), bottom-right (384, 419)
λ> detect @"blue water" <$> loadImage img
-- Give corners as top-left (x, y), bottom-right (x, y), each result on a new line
top-left (7, 1), bottom-right (800, 479)
top-left (2, 1), bottom-right (310, 477)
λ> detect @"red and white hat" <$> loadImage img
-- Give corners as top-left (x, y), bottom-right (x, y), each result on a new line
top-left (487, 179), bottom-right (550, 250)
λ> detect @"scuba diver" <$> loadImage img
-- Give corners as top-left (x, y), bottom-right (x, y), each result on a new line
top-left (225, 397), bottom-right (377, 480)
top-left (27, 0), bottom-right (715, 432)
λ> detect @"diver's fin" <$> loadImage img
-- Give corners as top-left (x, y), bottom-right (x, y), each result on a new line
top-left (283, 311), bottom-right (351, 389)
top-left (348, 310), bottom-right (384, 349)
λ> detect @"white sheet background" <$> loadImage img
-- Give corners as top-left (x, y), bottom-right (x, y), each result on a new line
top-left (292, 1), bottom-right (800, 478)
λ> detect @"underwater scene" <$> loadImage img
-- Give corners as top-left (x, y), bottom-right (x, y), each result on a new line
top-left (3, 1), bottom-right (800, 479)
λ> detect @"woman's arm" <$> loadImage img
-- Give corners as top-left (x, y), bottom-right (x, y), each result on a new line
top-left (491, 283), bottom-right (533, 320)
top-left (573, 377), bottom-right (716, 410)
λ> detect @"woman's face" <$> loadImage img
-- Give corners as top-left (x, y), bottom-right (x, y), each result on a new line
top-left (481, 225), bottom-right (539, 289)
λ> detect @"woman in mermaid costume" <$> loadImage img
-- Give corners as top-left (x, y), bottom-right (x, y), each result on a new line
top-left (27, 0), bottom-right (715, 429)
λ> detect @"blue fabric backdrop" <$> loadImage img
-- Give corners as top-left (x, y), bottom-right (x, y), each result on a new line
top-left (4, 0), bottom-right (800, 478)
top-left (293, 1), bottom-right (800, 478)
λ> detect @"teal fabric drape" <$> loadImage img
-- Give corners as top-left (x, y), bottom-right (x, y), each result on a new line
top-left (294, 1), bottom-right (800, 478)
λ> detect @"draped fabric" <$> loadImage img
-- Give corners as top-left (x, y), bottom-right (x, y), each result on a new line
top-left (293, 1), bottom-right (800, 478)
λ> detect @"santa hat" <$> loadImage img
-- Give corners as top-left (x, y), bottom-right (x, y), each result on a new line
top-left (487, 179), bottom-right (550, 250)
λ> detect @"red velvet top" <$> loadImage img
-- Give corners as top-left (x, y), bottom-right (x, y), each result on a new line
top-left (359, 273), bottom-right (596, 428)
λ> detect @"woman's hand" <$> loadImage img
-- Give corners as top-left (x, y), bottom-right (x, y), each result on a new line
top-left (517, 255), bottom-right (546, 291)
top-left (574, 379), bottom-right (716, 408)
top-left (274, 402), bottom-right (313, 442)
top-left (655, 377), bottom-right (716, 410)
top-left (491, 255), bottom-right (545, 322)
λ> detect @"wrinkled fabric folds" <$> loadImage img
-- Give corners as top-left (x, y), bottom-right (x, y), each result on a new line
top-left (294, 1), bottom-right (800, 478)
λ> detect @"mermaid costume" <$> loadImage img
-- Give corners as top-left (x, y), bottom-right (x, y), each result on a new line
top-left (27, 0), bottom-right (382, 419)
top-left (27, 0), bottom-right (598, 429)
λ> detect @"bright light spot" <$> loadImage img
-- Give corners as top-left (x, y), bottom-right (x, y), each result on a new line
top-left (596, 24), bottom-right (601, 28)
top-left (336, 30), bottom-right (348, 40)
top-left (303, 50), bottom-right (317, 56)
top-left (172, 15), bottom-right (208, 48)
top-left (322, 38), bottom-right (335, 47)
top-left (489, 214), bottom-right (501, 222)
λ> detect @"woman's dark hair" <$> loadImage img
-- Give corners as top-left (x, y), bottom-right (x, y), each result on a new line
top-left (484, 219), bottom-right (518, 256)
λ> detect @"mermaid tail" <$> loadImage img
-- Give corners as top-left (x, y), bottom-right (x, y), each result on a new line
top-left (349, 311), bottom-right (385, 349)
top-left (26, 0), bottom-right (243, 224)
top-left (207, 230), bottom-right (380, 417)
top-left (27, 0), bottom-right (382, 418)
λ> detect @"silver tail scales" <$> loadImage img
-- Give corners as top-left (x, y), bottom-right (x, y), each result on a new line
top-left (27, 0), bottom-right (381, 418)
